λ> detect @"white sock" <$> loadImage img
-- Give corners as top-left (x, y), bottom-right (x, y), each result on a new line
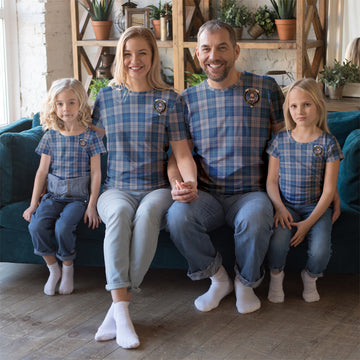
top-left (234, 277), bottom-right (261, 314)
top-left (44, 262), bottom-right (61, 296)
top-left (268, 271), bottom-right (285, 303)
top-left (114, 301), bottom-right (140, 349)
top-left (194, 265), bottom-right (233, 312)
top-left (59, 263), bottom-right (74, 295)
top-left (95, 303), bottom-right (116, 341)
top-left (301, 270), bottom-right (320, 302)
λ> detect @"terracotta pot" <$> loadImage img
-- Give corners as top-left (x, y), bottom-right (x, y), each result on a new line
top-left (91, 20), bottom-right (112, 40)
top-left (233, 27), bottom-right (243, 40)
top-left (328, 85), bottom-right (344, 100)
top-left (248, 23), bottom-right (265, 39)
top-left (275, 19), bottom-right (296, 40)
top-left (152, 19), bottom-right (161, 40)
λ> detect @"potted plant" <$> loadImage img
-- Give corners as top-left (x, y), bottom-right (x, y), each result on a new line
top-left (269, 0), bottom-right (296, 41)
top-left (147, 1), bottom-right (172, 40)
top-left (319, 59), bottom-right (360, 99)
top-left (248, 5), bottom-right (276, 39)
top-left (89, 77), bottom-right (110, 101)
top-left (79, 0), bottom-right (114, 40)
top-left (219, 0), bottom-right (252, 40)
top-left (185, 71), bottom-right (207, 87)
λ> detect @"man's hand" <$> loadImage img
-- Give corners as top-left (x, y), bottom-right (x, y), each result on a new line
top-left (171, 180), bottom-right (198, 203)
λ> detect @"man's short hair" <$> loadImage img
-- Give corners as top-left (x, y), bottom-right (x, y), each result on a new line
top-left (197, 20), bottom-right (237, 48)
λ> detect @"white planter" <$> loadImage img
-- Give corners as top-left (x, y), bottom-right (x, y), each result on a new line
top-left (342, 83), bottom-right (360, 98)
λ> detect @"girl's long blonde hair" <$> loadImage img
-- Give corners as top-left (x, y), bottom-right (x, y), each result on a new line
top-left (283, 78), bottom-right (329, 133)
top-left (41, 78), bottom-right (91, 131)
top-left (111, 26), bottom-right (168, 90)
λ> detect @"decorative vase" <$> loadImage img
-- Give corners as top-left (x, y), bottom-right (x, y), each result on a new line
top-left (233, 27), bottom-right (243, 40)
top-left (275, 19), bottom-right (296, 40)
top-left (328, 85), bottom-right (344, 100)
top-left (248, 23), bottom-right (265, 39)
top-left (160, 15), bottom-right (172, 41)
top-left (91, 20), bottom-right (112, 40)
top-left (152, 19), bottom-right (161, 40)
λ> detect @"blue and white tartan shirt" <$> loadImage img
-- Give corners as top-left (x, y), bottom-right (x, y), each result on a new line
top-left (182, 72), bottom-right (284, 194)
top-left (36, 129), bottom-right (106, 179)
top-left (92, 86), bottom-right (188, 190)
top-left (266, 130), bottom-right (344, 205)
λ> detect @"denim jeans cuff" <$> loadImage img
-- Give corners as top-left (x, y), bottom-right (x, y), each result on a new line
top-left (234, 265), bottom-right (265, 288)
top-left (187, 252), bottom-right (223, 280)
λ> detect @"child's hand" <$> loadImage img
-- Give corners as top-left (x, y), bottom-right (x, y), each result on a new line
top-left (274, 208), bottom-right (293, 230)
top-left (290, 220), bottom-right (311, 247)
top-left (23, 205), bottom-right (38, 222)
top-left (84, 206), bottom-right (101, 229)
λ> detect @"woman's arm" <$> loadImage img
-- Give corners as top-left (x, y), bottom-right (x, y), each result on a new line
top-left (266, 155), bottom-right (293, 229)
top-left (23, 154), bottom-right (51, 222)
top-left (84, 154), bottom-right (102, 229)
top-left (290, 160), bottom-right (340, 247)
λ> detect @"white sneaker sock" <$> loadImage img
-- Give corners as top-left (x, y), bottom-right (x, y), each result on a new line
top-left (59, 263), bottom-right (74, 295)
top-left (44, 262), bottom-right (61, 296)
top-left (234, 277), bottom-right (261, 314)
top-left (95, 303), bottom-right (116, 341)
top-left (268, 271), bottom-right (285, 303)
top-left (301, 270), bottom-right (320, 302)
top-left (194, 265), bottom-right (233, 312)
top-left (114, 301), bottom-right (140, 349)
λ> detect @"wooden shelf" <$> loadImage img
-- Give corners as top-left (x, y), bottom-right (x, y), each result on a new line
top-left (75, 40), bottom-right (173, 48)
top-left (326, 97), bottom-right (360, 112)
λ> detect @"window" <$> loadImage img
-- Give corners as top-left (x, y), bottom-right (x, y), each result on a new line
top-left (0, 0), bottom-right (19, 126)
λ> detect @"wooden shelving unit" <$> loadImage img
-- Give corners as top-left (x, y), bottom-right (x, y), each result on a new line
top-left (71, 0), bottom-right (327, 93)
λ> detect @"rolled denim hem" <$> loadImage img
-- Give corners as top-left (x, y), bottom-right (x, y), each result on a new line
top-left (56, 253), bottom-right (77, 262)
top-left (187, 252), bottom-right (223, 281)
top-left (269, 266), bottom-right (285, 274)
top-left (304, 268), bottom-right (324, 279)
top-left (105, 282), bottom-right (131, 292)
top-left (34, 250), bottom-right (56, 258)
top-left (234, 265), bottom-right (265, 288)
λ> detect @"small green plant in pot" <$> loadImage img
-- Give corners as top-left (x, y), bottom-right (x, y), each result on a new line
top-left (219, 0), bottom-right (252, 40)
top-left (79, 0), bottom-right (114, 40)
top-left (147, 1), bottom-right (172, 39)
top-left (270, 0), bottom-right (297, 40)
top-left (248, 5), bottom-right (277, 39)
top-left (89, 78), bottom-right (110, 101)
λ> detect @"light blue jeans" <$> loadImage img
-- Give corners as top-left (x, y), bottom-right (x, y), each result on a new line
top-left (97, 187), bottom-right (173, 292)
top-left (267, 202), bottom-right (333, 277)
top-left (166, 190), bottom-right (274, 287)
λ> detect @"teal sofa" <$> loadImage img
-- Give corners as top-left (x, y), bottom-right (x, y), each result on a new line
top-left (0, 111), bottom-right (359, 273)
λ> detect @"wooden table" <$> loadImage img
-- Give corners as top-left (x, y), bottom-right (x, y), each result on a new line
top-left (326, 97), bottom-right (360, 112)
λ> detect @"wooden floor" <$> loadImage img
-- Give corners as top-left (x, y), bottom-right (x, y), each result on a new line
top-left (0, 263), bottom-right (359, 360)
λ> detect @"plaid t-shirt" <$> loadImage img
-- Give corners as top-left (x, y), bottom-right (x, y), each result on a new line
top-left (36, 128), bottom-right (106, 179)
top-left (266, 130), bottom-right (344, 204)
top-left (182, 72), bottom-right (284, 194)
top-left (92, 86), bottom-right (188, 190)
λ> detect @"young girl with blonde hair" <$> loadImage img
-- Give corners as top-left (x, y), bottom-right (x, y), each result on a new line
top-left (266, 78), bottom-right (343, 303)
top-left (23, 78), bottom-right (106, 296)
top-left (92, 26), bottom-right (197, 349)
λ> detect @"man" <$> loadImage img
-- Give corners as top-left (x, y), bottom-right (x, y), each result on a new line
top-left (167, 20), bottom-right (284, 314)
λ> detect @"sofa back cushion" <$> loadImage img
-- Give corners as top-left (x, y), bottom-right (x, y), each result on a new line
top-left (0, 126), bottom-right (44, 207)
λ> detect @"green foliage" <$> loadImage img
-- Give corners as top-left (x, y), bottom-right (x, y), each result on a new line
top-left (185, 71), bottom-right (207, 87)
top-left (147, 1), bottom-right (172, 20)
top-left (89, 78), bottom-right (110, 100)
top-left (269, 0), bottom-right (296, 19)
top-left (319, 60), bottom-right (360, 88)
top-left (79, 0), bottom-right (114, 21)
top-left (219, 0), bottom-right (252, 28)
top-left (254, 5), bottom-right (276, 36)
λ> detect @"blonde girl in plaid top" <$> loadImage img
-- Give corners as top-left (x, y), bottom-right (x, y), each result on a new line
top-left (266, 78), bottom-right (343, 303)
top-left (23, 78), bottom-right (106, 297)
top-left (93, 27), bottom-right (197, 349)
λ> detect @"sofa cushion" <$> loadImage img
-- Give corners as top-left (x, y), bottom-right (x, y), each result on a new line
top-left (337, 128), bottom-right (360, 213)
top-left (0, 126), bottom-right (44, 206)
top-left (0, 200), bottom-right (30, 231)
top-left (32, 112), bottom-right (41, 128)
top-left (327, 110), bottom-right (360, 148)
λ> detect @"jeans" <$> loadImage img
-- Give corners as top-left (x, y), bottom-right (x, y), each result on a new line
top-left (267, 202), bottom-right (333, 277)
top-left (29, 193), bottom-right (87, 261)
top-left (97, 187), bottom-right (173, 292)
top-left (167, 190), bottom-right (274, 287)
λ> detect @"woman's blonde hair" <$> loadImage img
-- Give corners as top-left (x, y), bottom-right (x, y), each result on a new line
top-left (111, 26), bottom-right (168, 90)
top-left (41, 78), bottom-right (91, 131)
top-left (283, 78), bottom-right (329, 133)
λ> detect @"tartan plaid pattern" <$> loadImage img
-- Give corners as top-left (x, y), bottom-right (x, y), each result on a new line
top-left (36, 129), bottom-right (106, 179)
top-left (267, 130), bottom-right (344, 204)
top-left (92, 86), bottom-right (188, 190)
top-left (182, 72), bottom-right (284, 194)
